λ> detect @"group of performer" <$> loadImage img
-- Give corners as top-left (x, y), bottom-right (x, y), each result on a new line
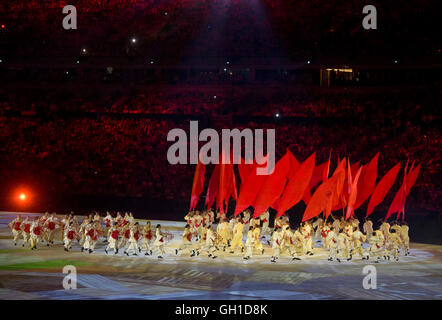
top-left (8, 209), bottom-right (410, 263)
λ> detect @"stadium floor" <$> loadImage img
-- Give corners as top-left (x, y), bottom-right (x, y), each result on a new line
top-left (0, 212), bottom-right (441, 300)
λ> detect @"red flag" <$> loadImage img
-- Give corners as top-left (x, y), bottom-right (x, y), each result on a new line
top-left (276, 153), bottom-right (316, 216)
top-left (354, 153), bottom-right (379, 209)
top-left (387, 163), bottom-right (421, 220)
top-left (238, 157), bottom-right (254, 185)
top-left (366, 162), bottom-right (401, 217)
top-left (233, 156), bottom-right (269, 216)
top-left (303, 159), bottom-right (346, 221)
top-left (345, 166), bottom-right (363, 220)
top-left (252, 150), bottom-right (292, 218)
top-left (205, 164), bottom-right (219, 209)
top-left (302, 167), bottom-right (345, 222)
top-left (190, 159), bottom-right (206, 211)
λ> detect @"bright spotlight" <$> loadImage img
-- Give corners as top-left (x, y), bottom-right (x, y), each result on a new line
top-left (19, 193), bottom-right (26, 201)
top-left (275, 113), bottom-right (280, 118)
top-left (132, 38), bottom-right (137, 43)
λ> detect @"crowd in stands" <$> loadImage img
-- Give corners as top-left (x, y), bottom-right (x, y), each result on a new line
top-left (0, 85), bottom-right (440, 214)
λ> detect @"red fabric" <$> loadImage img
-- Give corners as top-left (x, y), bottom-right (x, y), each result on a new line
top-left (14, 222), bottom-right (21, 231)
top-left (67, 230), bottom-right (75, 240)
top-left (354, 153), bottom-right (379, 209)
top-left (189, 159), bottom-right (206, 211)
top-left (24, 223), bottom-right (31, 233)
top-left (276, 152), bottom-right (316, 217)
top-left (186, 233), bottom-right (192, 241)
top-left (366, 162), bottom-right (401, 217)
top-left (345, 166), bottom-right (363, 220)
top-left (87, 229), bottom-right (95, 237)
top-left (134, 231), bottom-right (140, 240)
top-left (387, 163), bottom-right (421, 220)
top-left (146, 230), bottom-right (153, 240)
top-left (111, 230), bottom-right (119, 240)
top-left (234, 159), bottom-right (268, 216)
top-left (252, 150), bottom-right (292, 217)
top-left (33, 226), bottom-right (41, 236)
top-left (205, 164), bottom-right (219, 209)
top-left (48, 221), bottom-right (56, 230)
top-left (124, 229), bottom-right (130, 238)
top-left (302, 159), bottom-right (346, 221)
top-left (238, 157), bottom-right (254, 184)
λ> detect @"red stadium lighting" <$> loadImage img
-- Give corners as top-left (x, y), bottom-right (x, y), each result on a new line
top-left (19, 193), bottom-right (26, 201)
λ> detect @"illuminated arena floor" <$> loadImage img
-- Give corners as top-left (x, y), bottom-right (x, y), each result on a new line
top-left (0, 212), bottom-right (441, 300)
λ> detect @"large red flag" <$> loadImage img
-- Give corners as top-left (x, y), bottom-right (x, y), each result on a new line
top-left (387, 163), bottom-right (421, 220)
top-left (354, 153), bottom-right (379, 209)
top-left (252, 150), bottom-right (292, 218)
top-left (302, 160), bottom-right (330, 205)
top-left (233, 156), bottom-right (269, 216)
top-left (366, 162), bottom-right (401, 217)
top-left (345, 166), bottom-right (363, 220)
top-left (205, 164), bottom-right (219, 209)
top-left (190, 159), bottom-right (206, 211)
top-left (276, 153), bottom-right (316, 217)
top-left (303, 159), bottom-right (346, 221)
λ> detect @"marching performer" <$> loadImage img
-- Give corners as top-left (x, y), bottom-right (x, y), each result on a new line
top-left (336, 228), bottom-right (352, 261)
top-left (82, 221), bottom-right (98, 253)
top-left (301, 221), bottom-right (314, 255)
top-left (363, 218), bottom-right (374, 242)
top-left (229, 217), bottom-right (244, 254)
top-left (312, 216), bottom-right (324, 240)
top-left (176, 224), bottom-right (194, 256)
top-left (252, 224), bottom-right (264, 255)
top-left (21, 217), bottom-right (32, 247)
top-left (44, 214), bottom-right (57, 245)
top-left (261, 210), bottom-right (270, 237)
top-left (119, 225), bottom-right (131, 250)
top-left (103, 212), bottom-right (113, 239)
top-left (326, 228), bottom-right (339, 261)
top-left (216, 218), bottom-right (230, 251)
top-left (320, 221), bottom-right (332, 249)
top-left (386, 229), bottom-right (402, 261)
top-left (270, 226), bottom-right (283, 263)
top-left (153, 224), bottom-right (166, 259)
top-left (30, 217), bottom-right (43, 250)
top-left (400, 221), bottom-right (410, 255)
top-left (125, 223), bottom-right (141, 256)
top-left (367, 230), bottom-right (384, 262)
top-left (206, 224), bottom-right (217, 259)
top-left (9, 214), bottom-right (23, 246)
top-left (380, 220), bottom-right (391, 246)
top-left (63, 222), bottom-right (77, 252)
top-left (352, 226), bottom-right (367, 259)
top-left (105, 222), bottom-right (120, 254)
top-left (141, 221), bottom-right (154, 256)
top-left (243, 226), bottom-right (255, 260)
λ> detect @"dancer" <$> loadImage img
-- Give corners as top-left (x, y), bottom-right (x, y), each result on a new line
top-left (229, 217), bottom-right (244, 254)
top-left (141, 221), bottom-right (154, 256)
top-left (176, 224), bottom-right (194, 256)
top-left (63, 222), bottom-right (77, 252)
top-left (270, 226), bottom-right (283, 263)
top-left (9, 214), bottom-right (22, 246)
top-left (125, 223), bottom-right (140, 256)
top-left (153, 224), bottom-right (166, 259)
top-left (105, 222), bottom-right (120, 254)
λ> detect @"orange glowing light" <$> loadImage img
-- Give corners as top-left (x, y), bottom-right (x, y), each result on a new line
top-left (19, 193), bottom-right (26, 201)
